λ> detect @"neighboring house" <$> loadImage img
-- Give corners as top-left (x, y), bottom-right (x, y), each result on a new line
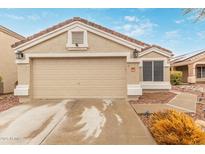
top-left (171, 49), bottom-right (205, 83)
top-left (0, 25), bottom-right (25, 94)
top-left (11, 17), bottom-right (173, 103)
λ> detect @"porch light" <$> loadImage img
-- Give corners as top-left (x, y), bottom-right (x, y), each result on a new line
top-left (133, 49), bottom-right (139, 58)
top-left (16, 51), bottom-right (24, 59)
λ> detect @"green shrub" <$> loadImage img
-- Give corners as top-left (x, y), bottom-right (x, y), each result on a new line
top-left (149, 110), bottom-right (205, 145)
top-left (170, 71), bottom-right (182, 85)
top-left (0, 76), bottom-right (2, 82)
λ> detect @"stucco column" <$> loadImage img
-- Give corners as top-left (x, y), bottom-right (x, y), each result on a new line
top-left (170, 66), bottom-right (175, 71)
top-left (127, 63), bottom-right (142, 97)
top-left (14, 62), bottom-right (31, 103)
top-left (188, 64), bottom-right (196, 83)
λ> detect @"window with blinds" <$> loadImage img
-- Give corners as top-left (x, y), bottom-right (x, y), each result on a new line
top-left (143, 60), bottom-right (164, 81)
top-left (72, 32), bottom-right (84, 44)
top-left (197, 67), bottom-right (202, 78)
top-left (196, 66), bottom-right (205, 78)
top-left (143, 61), bottom-right (153, 81)
top-left (154, 61), bottom-right (164, 81)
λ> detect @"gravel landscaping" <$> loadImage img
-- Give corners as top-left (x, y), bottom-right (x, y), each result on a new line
top-left (196, 102), bottom-right (205, 121)
top-left (172, 84), bottom-right (205, 121)
top-left (172, 84), bottom-right (205, 96)
top-left (0, 94), bottom-right (20, 112)
top-left (131, 92), bottom-right (176, 104)
top-left (134, 86), bottom-right (205, 142)
top-left (128, 84), bottom-right (205, 144)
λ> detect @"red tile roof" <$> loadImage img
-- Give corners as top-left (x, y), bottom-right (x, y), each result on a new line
top-left (142, 45), bottom-right (172, 53)
top-left (0, 25), bottom-right (25, 40)
top-left (11, 17), bottom-right (172, 54)
top-left (11, 17), bottom-right (150, 48)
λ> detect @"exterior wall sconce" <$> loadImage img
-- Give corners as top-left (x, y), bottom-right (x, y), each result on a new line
top-left (16, 51), bottom-right (24, 59)
top-left (133, 49), bottom-right (139, 58)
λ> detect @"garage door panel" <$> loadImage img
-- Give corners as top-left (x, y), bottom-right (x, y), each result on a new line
top-left (34, 90), bottom-right (79, 98)
top-left (34, 58), bottom-right (124, 65)
top-left (33, 71), bottom-right (125, 79)
top-left (33, 80), bottom-right (125, 87)
top-left (32, 58), bottom-right (126, 99)
top-left (34, 76), bottom-right (126, 80)
top-left (34, 89), bottom-right (125, 98)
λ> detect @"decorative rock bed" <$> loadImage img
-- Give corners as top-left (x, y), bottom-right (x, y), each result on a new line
top-left (0, 94), bottom-right (20, 112)
top-left (130, 92), bottom-right (177, 104)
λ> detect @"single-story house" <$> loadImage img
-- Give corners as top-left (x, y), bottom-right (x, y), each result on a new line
top-left (171, 49), bottom-right (205, 83)
top-left (12, 17), bottom-right (173, 103)
top-left (0, 25), bottom-right (25, 94)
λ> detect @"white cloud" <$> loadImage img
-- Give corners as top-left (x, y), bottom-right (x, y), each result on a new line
top-left (121, 24), bottom-right (132, 31)
top-left (27, 15), bottom-right (41, 21)
top-left (175, 19), bottom-right (185, 24)
top-left (2, 14), bottom-right (25, 20)
top-left (124, 16), bottom-right (137, 22)
top-left (116, 17), bottom-right (157, 37)
top-left (162, 30), bottom-right (182, 50)
top-left (197, 31), bottom-right (205, 39)
top-left (165, 30), bottom-right (181, 39)
top-left (0, 13), bottom-right (43, 21)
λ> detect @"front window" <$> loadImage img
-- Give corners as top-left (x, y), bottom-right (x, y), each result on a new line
top-left (143, 61), bottom-right (164, 81)
top-left (197, 66), bottom-right (205, 78)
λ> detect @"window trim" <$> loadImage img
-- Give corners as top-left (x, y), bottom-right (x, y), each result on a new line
top-left (142, 60), bottom-right (164, 82)
top-left (66, 26), bottom-right (88, 49)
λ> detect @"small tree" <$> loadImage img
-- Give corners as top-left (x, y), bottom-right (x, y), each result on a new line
top-left (170, 71), bottom-right (182, 85)
top-left (0, 76), bottom-right (2, 82)
top-left (183, 8), bottom-right (205, 22)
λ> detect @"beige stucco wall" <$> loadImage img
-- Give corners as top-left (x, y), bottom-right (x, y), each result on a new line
top-left (127, 63), bottom-right (139, 84)
top-left (17, 63), bottom-right (31, 102)
top-left (196, 56), bottom-right (205, 63)
top-left (0, 31), bottom-right (21, 93)
top-left (23, 31), bottom-right (133, 53)
top-left (17, 64), bottom-right (30, 85)
top-left (140, 51), bottom-right (167, 58)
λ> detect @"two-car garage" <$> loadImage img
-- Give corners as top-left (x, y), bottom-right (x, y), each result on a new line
top-left (32, 57), bottom-right (127, 99)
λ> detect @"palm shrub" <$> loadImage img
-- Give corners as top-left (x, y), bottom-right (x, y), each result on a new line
top-left (149, 110), bottom-right (205, 145)
top-left (170, 71), bottom-right (182, 85)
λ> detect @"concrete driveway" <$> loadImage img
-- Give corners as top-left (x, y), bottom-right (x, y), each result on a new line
top-left (0, 99), bottom-right (75, 144)
top-left (0, 99), bottom-right (155, 145)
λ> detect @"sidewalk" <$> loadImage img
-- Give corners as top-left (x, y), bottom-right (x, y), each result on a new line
top-left (131, 92), bottom-right (197, 114)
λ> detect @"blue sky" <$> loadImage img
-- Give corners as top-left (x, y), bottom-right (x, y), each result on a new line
top-left (0, 8), bottom-right (205, 55)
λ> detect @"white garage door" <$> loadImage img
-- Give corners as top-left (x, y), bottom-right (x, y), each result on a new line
top-left (32, 57), bottom-right (126, 99)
